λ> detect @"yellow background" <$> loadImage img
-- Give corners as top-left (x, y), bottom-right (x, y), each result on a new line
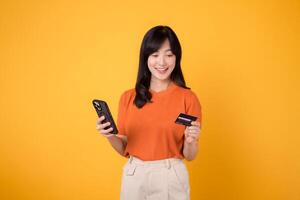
top-left (1, 0), bottom-right (299, 199)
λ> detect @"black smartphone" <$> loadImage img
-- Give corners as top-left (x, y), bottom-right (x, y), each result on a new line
top-left (92, 99), bottom-right (118, 134)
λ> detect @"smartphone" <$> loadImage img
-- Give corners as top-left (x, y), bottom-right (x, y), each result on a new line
top-left (92, 99), bottom-right (118, 134)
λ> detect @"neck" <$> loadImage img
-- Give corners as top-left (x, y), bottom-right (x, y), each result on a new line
top-left (150, 78), bottom-right (172, 92)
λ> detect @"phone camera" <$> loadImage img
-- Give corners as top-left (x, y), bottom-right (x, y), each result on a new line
top-left (96, 105), bottom-right (102, 111)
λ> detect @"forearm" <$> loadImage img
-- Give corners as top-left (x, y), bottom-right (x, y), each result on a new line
top-left (183, 140), bottom-right (199, 161)
top-left (107, 135), bottom-right (127, 156)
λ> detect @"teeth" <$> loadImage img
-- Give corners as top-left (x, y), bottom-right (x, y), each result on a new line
top-left (156, 68), bottom-right (168, 71)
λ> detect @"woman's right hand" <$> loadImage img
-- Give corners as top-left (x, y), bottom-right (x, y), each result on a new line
top-left (96, 115), bottom-right (114, 138)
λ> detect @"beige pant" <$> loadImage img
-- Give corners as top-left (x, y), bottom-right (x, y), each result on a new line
top-left (120, 156), bottom-right (190, 200)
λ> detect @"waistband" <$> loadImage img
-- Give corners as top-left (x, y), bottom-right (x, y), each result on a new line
top-left (128, 155), bottom-right (183, 169)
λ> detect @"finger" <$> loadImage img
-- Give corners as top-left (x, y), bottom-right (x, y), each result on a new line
top-left (185, 126), bottom-right (197, 132)
top-left (101, 127), bottom-right (114, 134)
top-left (96, 124), bottom-right (101, 130)
top-left (193, 128), bottom-right (201, 134)
top-left (105, 127), bottom-right (114, 134)
top-left (97, 115), bottom-right (105, 121)
top-left (191, 121), bottom-right (200, 126)
top-left (184, 129), bottom-right (190, 136)
top-left (191, 121), bottom-right (201, 127)
top-left (190, 129), bottom-right (201, 136)
top-left (188, 126), bottom-right (200, 131)
top-left (186, 127), bottom-right (200, 135)
top-left (97, 122), bottom-right (111, 130)
top-left (185, 129), bottom-right (200, 139)
top-left (97, 116), bottom-right (105, 124)
top-left (102, 121), bottom-right (111, 129)
top-left (186, 130), bottom-right (199, 138)
top-left (188, 129), bottom-right (199, 135)
top-left (184, 127), bottom-right (199, 136)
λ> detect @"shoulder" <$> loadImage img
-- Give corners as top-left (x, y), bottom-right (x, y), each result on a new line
top-left (173, 85), bottom-right (201, 110)
top-left (174, 84), bottom-right (199, 100)
top-left (121, 88), bottom-right (135, 98)
top-left (119, 88), bottom-right (136, 105)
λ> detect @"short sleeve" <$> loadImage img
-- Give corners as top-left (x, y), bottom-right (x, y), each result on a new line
top-left (117, 91), bottom-right (128, 136)
top-left (185, 91), bottom-right (202, 126)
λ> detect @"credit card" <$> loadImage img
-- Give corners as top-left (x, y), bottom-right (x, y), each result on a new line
top-left (175, 113), bottom-right (197, 126)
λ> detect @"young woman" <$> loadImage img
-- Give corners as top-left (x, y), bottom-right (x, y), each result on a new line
top-left (96, 25), bottom-right (202, 200)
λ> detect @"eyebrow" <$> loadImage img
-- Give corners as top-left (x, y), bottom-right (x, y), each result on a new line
top-left (156, 49), bottom-right (172, 53)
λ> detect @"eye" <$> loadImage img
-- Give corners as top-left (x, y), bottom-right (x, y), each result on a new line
top-left (167, 54), bottom-right (174, 57)
top-left (151, 54), bottom-right (159, 57)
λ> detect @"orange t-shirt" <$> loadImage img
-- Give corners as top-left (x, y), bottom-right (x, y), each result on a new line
top-left (117, 81), bottom-right (202, 161)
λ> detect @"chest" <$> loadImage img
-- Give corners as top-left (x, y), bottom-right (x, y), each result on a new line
top-left (124, 96), bottom-right (187, 141)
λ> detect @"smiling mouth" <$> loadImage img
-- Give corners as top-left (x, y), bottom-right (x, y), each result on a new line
top-left (155, 67), bottom-right (169, 72)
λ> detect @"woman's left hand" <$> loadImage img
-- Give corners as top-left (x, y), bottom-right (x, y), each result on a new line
top-left (184, 121), bottom-right (201, 144)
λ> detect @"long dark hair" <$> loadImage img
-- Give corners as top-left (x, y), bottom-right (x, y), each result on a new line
top-left (134, 25), bottom-right (190, 108)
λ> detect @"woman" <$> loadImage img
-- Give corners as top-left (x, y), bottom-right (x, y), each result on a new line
top-left (96, 25), bottom-right (202, 200)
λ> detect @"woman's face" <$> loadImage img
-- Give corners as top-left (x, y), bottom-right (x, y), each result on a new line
top-left (147, 39), bottom-right (176, 82)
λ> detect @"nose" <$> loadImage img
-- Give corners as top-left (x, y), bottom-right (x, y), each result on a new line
top-left (157, 55), bottom-right (166, 67)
